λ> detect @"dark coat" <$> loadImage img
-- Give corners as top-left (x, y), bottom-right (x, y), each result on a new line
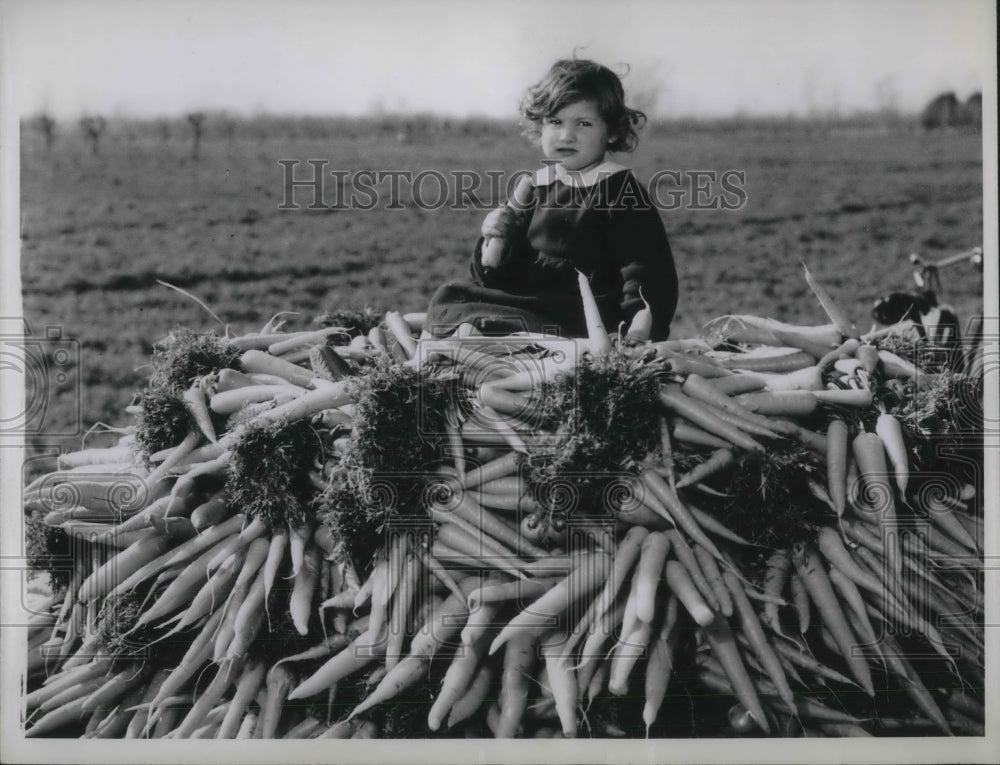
top-left (426, 167), bottom-right (678, 340)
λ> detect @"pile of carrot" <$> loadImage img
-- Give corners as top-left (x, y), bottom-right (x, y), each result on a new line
top-left (21, 267), bottom-right (984, 739)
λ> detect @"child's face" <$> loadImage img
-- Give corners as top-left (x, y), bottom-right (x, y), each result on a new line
top-left (540, 99), bottom-right (610, 173)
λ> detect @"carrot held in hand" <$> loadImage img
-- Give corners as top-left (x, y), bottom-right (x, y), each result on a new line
top-left (481, 174), bottom-right (533, 268)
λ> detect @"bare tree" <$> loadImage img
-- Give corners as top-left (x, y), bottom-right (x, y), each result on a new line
top-left (960, 92), bottom-right (982, 127)
top-left (33, 113), bottom-right (57, 155)
top-left (187, 112), bottom-right (205, 159)
top-left (921, 92), bottom-right (959, 130)
top-left (79, 115), bottom-right (107, 155)
top-left (158, 118), bottom-right (171, 143)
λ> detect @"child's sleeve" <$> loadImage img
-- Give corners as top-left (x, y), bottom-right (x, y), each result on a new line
top-left (605, 175), bottom-right (679, 340)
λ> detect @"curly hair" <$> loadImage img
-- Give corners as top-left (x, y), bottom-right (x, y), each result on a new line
top-left (519, 59), bottom-right (647, 153)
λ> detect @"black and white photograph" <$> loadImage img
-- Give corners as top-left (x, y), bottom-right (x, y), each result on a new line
top-left (1, 0), bottom-right (997, 762)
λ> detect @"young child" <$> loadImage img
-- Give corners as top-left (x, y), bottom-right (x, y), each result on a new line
top-left (425, 58), bottom-right (679, 340)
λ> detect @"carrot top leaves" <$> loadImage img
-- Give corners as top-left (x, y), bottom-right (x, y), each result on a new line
top-left (24, 508), bottom-right (72, 590)
top-left (314, 306), bottom-right (385, 337)
top-left (133, 386), bottom-right (195, 465)
top-left (521, 349), bottom-right (665, 525)
top-left (228, 418), bottom-right (325, 529)
top-left (149, 326), bottom-right (241, 392)
top-left (699, 444), bottom-right (825, 549)
top-left (316, 359), bottom-right (448, 570)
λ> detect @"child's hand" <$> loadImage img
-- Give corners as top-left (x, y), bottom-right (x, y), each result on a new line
top-left (481, 206), bottom-right (517, 241)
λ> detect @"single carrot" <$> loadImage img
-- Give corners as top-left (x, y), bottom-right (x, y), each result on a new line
top-left (577, 270), bottom-right (612, 356)
top-left (722, 569), bottom-right (795, 709)
top-left (290, 544), bottom-right (322, 635)
top-left (434, 522), bottom-right (527, 580)
top-left (281, 716), bottom-right (323, 740)
top-left (825, 419), bottom-right (849, 521)
top-left (161, 546), bottom-right (245, 638)
top-left (234, 710), bottom-right (258, 739)
top-left (793, 543), bottom-right (874, 696)
top-left (801, 260), bottom-right (858, 338)
top-left (385, 310), bottom-right (417, 358)
top-left (288, 624), bottom-right (387, 700)
top-left (26, 657), bottom-right (112, 711)
top-left (216, 660), bottom-right (266, 739)
top-left (854, 343), bottom-right (879, 372)
top-left (718, 349), bottom-right (817, 373)
top-left (384, 552), bottom-right (420, 670)
top-left (814, 526), bottom-right (882, 596)
top-left (609, 619), bottom-right (653, 698)
top-left (642, 595), bottom-right (680, 732)
top-left (573, 602), bottom-right (622, 702)
top-left (131, 535), bottom-right (236, 630)
top-left (817, 337), bottom-right (861, 370)
top-left (619, 564), bottom-right (639, 640)
top-left (262, 528), bottom-right (288, 624)
top-left (174, 656), bottom-right (245, 738)
top-left (35, 675), bottom-right (107, 716)
top-left (878, 632), bottom-right (951, 734)
top-left (78, 532), bottom-right (173, 602)
top-left (676, 447), bottom-right (734, 489)
top-left (147, 606), bottom-right (226, 718)
top-left (189, 493), bottom-right (232, 530)
top-left (661, 354), bottom-right (735, 379)
top-left (771, 636), bottom-right (855, 687)
top-left (429, 622), bottom-right (494, 730)
top-left (256, 663), bottom-right (297, 739)
top-left (225, 563), bottom-right (270, 660)
top-left (633, 531), bottom-right (671, 623)
top-left (826, 566), bottom-right (882, 662)
top-left (670, 419), bottom-right (733, 449)
top-left (705, 374), bottom-right (768, 397)
top-left (702, 616), bottom-right (771, 734)
top-left (490, 551), bottom-right (610, 654)
top-left (183, 381), bottom-right (218, 443)
top-left (239, 349), bottom-right (316, 387)
top-left (446, 663), bottom-right (495, 729)
top-left (874, 412), bottom-right (909, 497)
top-left (789, 572), bottom-right (811, 634)
top-left (811, 388), bottom-right (873, 407)
top-left (733, 390), bottom-right (818, 417)
top-left (24, 695), bottom-right (90, 738)
top-left (446, 491), bottom-right (548, 559)
top-left (461, 450), bottom-right (519, 489)
top-left (364, 558), bottom-right (390, 640)
top-left (759, 549), bottom-right (790, 636)
top-left (688, 505), bottom-right (753, 546)
top-left (496, 632), bottom-right (536, 738)
top-left (568, 526), bottom-right (647, 647)
top-left (852, 431), bottom-right (901, 581)
top-left (641, 469), bottom-right (724, 560)
top-left (694, 543), bottom-right (732, 618)
top-left (665, 560), bottom-right (714, 626)
top-left (666, 531), bottom-right (719, 612)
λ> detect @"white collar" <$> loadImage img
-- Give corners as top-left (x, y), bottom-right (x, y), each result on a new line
top-left (532, 160), bottom-right (629, 188)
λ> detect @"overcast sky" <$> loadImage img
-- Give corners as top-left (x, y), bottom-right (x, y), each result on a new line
top-left (2, 0), bottom-right (994, 119)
